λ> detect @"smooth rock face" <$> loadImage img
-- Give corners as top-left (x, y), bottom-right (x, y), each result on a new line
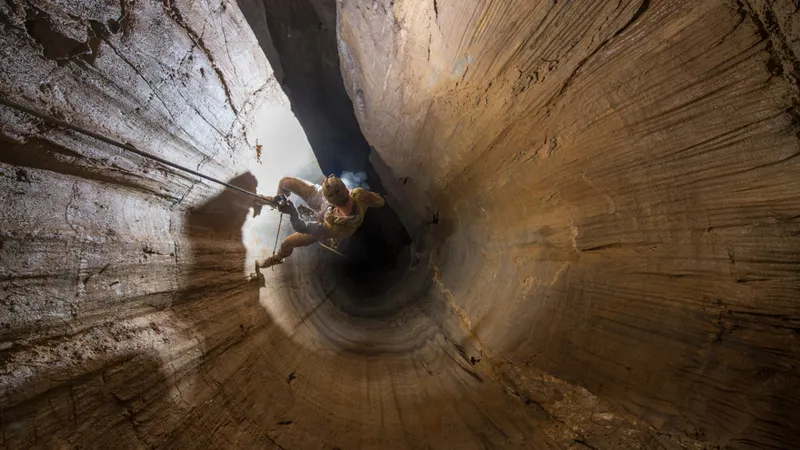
top-left (0, 1), bottom-right (797, 449)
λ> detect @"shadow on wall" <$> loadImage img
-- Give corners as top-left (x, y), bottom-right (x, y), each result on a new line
top-left (0, 173), bottom-right (272, 447)
top-left (159, 172), bottom-right (296, 446)
top-left (171, 173), bottom-right (263, 377)
top-left (0, 132), bottom-right (255, 446)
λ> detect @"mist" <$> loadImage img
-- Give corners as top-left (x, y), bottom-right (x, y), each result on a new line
top-left (340, 171), bottom-right (370, 190)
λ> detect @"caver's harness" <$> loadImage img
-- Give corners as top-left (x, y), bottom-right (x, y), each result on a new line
top-left (0, 97), bottom-right (346, 259)
top-left (272, 195), bottom-right (348, 259)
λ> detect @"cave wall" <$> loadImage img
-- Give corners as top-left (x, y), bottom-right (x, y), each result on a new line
top-left (1, 0), bottom-right (798, 448)
top-left (0, 1), bottom-right (604, 448)
top-left (337, 0), bottom-right (800, 447)
top-left (0, 0), bottom-right (307, 446)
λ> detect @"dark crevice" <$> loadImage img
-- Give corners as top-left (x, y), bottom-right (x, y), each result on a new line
top-left (236, 0), bottom-right (413, 315)
top-left (240, 0), bottom-right (372, 177)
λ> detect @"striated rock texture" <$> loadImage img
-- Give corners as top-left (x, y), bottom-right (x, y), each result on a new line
top-left (0, 1), bottom-right (797, 450)
top-left (338, 0), bottom-right (800, 448)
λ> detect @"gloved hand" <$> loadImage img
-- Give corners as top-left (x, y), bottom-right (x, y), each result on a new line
top-left (277, 198), bottom-right (296, 215)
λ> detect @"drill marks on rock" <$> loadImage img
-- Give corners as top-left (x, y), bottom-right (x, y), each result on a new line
top-left (162, 0), bottom-right (239, 115)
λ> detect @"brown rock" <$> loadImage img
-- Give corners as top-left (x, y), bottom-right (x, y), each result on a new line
top-left (0, 0), bottom-right (797, 448)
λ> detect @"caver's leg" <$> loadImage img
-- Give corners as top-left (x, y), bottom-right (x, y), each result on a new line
top-left (254, 231), bottom-right (318, 272)
top-left (277, 177), bottom-right (327, 214)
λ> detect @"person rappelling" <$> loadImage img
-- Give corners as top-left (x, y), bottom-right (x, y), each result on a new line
top-left (254, 174), bottom-right (385, 274)
top-left (0, 98), bottom-right (388, 278)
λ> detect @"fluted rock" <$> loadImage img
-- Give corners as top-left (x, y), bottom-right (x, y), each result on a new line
top-left (0, 0), bottom-right (797, 448)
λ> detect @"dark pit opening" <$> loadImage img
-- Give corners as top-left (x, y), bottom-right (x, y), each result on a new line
top-left (331, 202), bottom-right (413, 302)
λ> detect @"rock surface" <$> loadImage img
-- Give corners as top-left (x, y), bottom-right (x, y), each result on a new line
top-left (338, 0), bottom-right (800, 447)
top-left (0, 0), bottom-right (798, 449)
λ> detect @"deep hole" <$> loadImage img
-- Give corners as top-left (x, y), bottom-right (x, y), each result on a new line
top-left (332, 203), bottom-right (412, 300)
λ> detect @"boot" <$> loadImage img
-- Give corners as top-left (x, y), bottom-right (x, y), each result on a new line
top-left (255, 254), bottom-right (284, 271)
top-left (249, 255), bottom-right (283, 281)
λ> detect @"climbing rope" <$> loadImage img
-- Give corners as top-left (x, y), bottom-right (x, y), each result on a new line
top-left (271, 213), bottom-right (283, 271)
top-left (0, 97), bottom-right (348, 259)
top-left (0, 97), bottom-right (268, 202)
top-left (319, 242), bottom-right (348, 259)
